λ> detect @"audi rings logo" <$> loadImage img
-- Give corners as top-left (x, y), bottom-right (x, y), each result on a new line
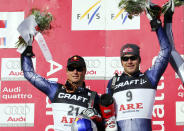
top-left (4, 105), bottom-right (30, 115)
top-left (5, 60), bottom-right (21, 70)
top-left (85, 59), bottom-right (101, 68)
top-left (110, 59), bottom-right (122, 68)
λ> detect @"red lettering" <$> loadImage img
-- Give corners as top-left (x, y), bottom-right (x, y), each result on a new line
top-left (7, 116), bottom-right (26, 121)
top-left (119, 104), bottom-right (126, 111)
top-left (86, 70), bottom-right (96, 75)
top-left (69, 118), bottom-right (75, 123)
top-left (127, 104), bottom-right (135, 110)
top-left (136, 103), bottom-right (143, 109)
top-left (9, 71), bottom-right (23, 76)
top-left (61, 116), bottom-right (68, 123)
top-left (7, 117), bottom-right (13, 121)
top-left (114, 70), bottom-right (123, 75)
top-left (119, 103), bottom-right (143, 111)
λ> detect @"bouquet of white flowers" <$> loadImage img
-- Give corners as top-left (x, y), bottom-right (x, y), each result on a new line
top-left (16, 8), bottom-right (53, 47)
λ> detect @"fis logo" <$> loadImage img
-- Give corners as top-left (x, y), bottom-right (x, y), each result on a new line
top-left (78, 0), bottom-right (101, 25)
top-left (111, 8), bottom-right (129, 24)
top-left (0, 12), bottom-right (24, 48)
top-left (72, 0), bottom-right (105, 30)
top-left (72, 0), bottom-right (140, 30)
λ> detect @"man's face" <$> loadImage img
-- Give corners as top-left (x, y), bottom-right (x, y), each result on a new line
top-left (66, 65), bottom-right (86, 83)
top-left (121, 54), bottom-right (140, 76)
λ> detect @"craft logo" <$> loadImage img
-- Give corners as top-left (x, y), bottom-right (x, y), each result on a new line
top-left (115, 78), bottom-right (147, 90)
top-left (176, 101), bottom-right (184, 125)
top-left (58, 93), bottom-right (88, 103)
top-left (0, 12), bottom-right (24, 48)
top-left (0, 103), bottom-right (35, 127)
top-left (1, 58), bottom-right (36, 81)
top-left (72, 0), bottom-right (140, 30)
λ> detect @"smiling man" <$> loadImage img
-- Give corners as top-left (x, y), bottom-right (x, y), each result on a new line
top-left (103, 3), bottom-right (172, 131)
top-left (21, 48), bottom-right (104, 130)
top-left (120, 44), bottom-right (140, 76)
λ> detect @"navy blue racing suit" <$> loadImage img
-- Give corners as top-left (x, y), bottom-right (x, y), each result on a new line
top-left (164, 22), bottom-right (184, 84)
top-left (107, 26), bottom-right (171, 131)
top-left (21, 55), bottom-right (103, 131)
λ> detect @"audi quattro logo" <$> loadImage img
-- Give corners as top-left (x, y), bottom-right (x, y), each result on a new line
top-left (4, 105), bottom-right (30, 115)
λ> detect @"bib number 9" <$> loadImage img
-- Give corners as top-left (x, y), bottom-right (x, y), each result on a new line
top-left (126, 90), bottom-right (132, 101)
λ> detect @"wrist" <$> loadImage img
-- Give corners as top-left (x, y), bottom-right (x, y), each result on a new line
top-left (150, 19), bottom-right (162, 31)
top-left (21, 46), bottom-right (35, 57)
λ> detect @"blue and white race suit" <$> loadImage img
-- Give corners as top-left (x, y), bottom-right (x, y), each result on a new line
top-left (107, 26), bottom-right (171, 131)
top-left (21, 56), bottom-right (102, 131)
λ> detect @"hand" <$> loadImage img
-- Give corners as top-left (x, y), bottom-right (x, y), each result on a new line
top-left (145, 2), bottom-right (162, 31)
top-left (164, 0), bottom-right (174, 23)
top-left (21, 34), bottom-right (35, 57)
top-left (80, 108), bottom-right (102, 122)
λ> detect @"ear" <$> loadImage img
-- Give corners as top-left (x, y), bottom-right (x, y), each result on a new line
top-left (66, 68), bottom-right (69, 72)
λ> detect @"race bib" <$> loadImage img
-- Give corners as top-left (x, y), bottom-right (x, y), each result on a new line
top-left (113, 89), bottom-right (156, 121)
top-left (52, 103), bottom-right (86, 130)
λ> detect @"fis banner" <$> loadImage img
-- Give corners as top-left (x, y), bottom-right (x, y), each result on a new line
top-left (71, 0), bottom-right (140, 30)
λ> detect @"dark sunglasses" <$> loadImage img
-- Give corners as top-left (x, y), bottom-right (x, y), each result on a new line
top-left (67, 66), bottom-right (84, 72)
top-left (121, 56), bottom-right (138, 61)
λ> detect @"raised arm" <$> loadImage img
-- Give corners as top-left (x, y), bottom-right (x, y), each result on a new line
top-left (145, 3), bottom-right (171, 87)
top-left (145, 27), bottom-right (171, 87)
top-left (21, 46), bottom-right (58, 102)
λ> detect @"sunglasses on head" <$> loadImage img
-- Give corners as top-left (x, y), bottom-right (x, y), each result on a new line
top-left (67, 66), bottom-right (84, 72)
top-left (121, 56), bottom-right (138, 61)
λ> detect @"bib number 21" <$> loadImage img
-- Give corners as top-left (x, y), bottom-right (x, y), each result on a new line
top-left (68, 105), bottom-right (80, 116)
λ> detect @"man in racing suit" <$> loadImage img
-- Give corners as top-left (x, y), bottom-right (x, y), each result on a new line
top-left (104, 3), bottom-right (172, 131)
top-left (21, 46), bottom-right (104, 130)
